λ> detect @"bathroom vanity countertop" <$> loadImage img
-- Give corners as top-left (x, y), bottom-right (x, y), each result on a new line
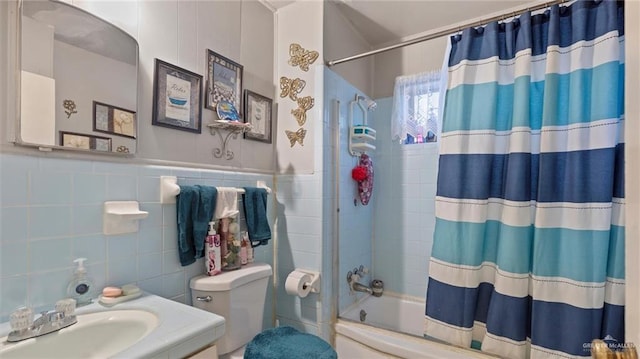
top-left (0, 293), bottom-right (226, 359)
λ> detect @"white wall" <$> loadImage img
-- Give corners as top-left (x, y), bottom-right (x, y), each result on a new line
top-left (275, 1), bottom-right (323, 174)
top-left (4, 0), bottom-right (276, 172)
top-left (273, 0), bottom-right (331, 339)
top-left (54, 40), bottom-right (137, 152)
top-left (21, 16), bottom-right (54, 78)
top-left (372, 37), bottom-right (447, 99)
top-left (323, 1), bottom-right (374, 98)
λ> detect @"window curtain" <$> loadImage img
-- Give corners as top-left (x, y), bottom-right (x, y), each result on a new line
top-left (425, 1), bottom-right (625, 358)
top-left (391, 70), bottom-right (443, 143)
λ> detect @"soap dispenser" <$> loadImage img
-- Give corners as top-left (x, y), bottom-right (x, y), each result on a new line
top-left (67, 258), bottom-right (94, 306)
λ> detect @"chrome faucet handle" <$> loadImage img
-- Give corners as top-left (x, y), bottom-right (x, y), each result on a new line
top-left (359, 265), bottom-right (369, 275)
top-left (47, 311), bottom-right (67, 329)
top-left (9, 307), bottom-right (34, 332)
top-left (33, 311), bottom-right (51, 327)
top-left (48, 311), bottom-right (65, 323)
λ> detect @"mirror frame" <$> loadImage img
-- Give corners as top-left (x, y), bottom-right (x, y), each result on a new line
top-left (15, 0), bottom-right (139, 156)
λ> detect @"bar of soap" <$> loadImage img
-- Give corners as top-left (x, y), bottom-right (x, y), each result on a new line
top-left (102, 286), bottom-right (122, 298)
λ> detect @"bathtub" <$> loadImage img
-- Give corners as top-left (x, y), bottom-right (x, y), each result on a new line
top-left (335, 294), bottom-right (497, 359)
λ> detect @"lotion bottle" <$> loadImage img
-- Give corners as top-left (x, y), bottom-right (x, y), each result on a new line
top-left (242, 231), bottom-right (254, 263)
top-left (66, 258), bottom-right (94, 306)
top-left (240, 237), bottom-right (248, 265)
top-left (205, 221), bottom-right (221, 276)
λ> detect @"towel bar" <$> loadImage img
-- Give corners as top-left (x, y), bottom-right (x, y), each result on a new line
top-left (160, 176), bottom-right (271, 204)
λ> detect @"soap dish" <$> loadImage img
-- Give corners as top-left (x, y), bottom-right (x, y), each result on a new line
top-left (98, 286), bottom-right (142, 307)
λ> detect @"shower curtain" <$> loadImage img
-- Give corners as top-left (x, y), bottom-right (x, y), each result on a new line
top-left (424, 1), bottom-right (625, 358)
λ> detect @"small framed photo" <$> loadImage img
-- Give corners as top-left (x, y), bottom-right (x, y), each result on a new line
top-left (152, 59), bottom-right (203, 133)
top-left (206, 49), bottom-right (243, 115)
top-left (93, 101), bottom-right (136, 139)
top-left (243, 90), bottom-right (272, 143)
top-left (60, 131), bottom-right (112, 152)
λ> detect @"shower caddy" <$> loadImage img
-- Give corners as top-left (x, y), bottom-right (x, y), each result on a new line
top-left (348, 94), bottom-right (376, 156)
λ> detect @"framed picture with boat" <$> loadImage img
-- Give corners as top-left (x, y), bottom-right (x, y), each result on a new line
top-left (205, 49), bottom-right (243, 117)
top-left (152, 58), bottom-right (203, 133)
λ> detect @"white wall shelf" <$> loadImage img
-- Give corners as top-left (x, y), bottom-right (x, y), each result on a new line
top-left (103, 201), bottom-right (148, 235)
top-left (207, 121), bottom-right (252, 160)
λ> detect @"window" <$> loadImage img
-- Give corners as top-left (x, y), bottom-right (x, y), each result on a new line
top-left (391, 71), bottom-right (442, 144)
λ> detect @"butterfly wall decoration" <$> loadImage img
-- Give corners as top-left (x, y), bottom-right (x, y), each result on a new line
top-left (291, 96), bottom-right (315, 127)
top-left (279, 77), bottom-right (306, 101)
top-left (288, 43), bottom-right (319, 72)
top-left (285, 128), bottom-right (307, 147)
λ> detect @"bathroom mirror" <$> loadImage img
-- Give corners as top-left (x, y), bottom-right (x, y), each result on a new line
top-left (17, 0), bottom-right (138, 155)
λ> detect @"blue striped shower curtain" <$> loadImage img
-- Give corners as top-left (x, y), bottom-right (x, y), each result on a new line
top-left (424, 1), bottom-right (625, 358)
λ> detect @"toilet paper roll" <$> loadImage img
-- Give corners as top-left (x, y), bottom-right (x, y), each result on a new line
top-left (285, 271), bottom-right (312, 298)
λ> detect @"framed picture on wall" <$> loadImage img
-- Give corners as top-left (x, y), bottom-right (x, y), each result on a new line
top-left (243, 90), bottom-right (272, 143)
top-left (93, 101), bottom-right (137, 139)
top-left (152, 59), bottom-right (203, 133)
top-left (60, 131), bottom-right (112, 152)
top-left (206, 49), bottom-right (243, 115)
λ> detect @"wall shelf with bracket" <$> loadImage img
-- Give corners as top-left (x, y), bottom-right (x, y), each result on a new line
top-left (207, 121), bottom-right (252, 160)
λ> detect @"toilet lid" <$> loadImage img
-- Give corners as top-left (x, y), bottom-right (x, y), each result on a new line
top-left (190, 263), bottom-right (272, 291)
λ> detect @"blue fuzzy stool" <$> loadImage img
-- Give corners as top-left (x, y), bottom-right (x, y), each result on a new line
top-left (244, 326), bottom-right (337, 359)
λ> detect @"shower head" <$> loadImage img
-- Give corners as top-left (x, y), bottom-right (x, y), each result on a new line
top-left (357, 95), bottom-right (377, 111)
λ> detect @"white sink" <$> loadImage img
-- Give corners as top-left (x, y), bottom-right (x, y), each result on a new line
top-left (0, 309), bottom-right (159, 359)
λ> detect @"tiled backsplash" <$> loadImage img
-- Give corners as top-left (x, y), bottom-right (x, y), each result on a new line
top-left (0, 153), bottom-right (274, 321)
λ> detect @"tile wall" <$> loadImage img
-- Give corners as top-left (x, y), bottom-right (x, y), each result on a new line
top-left (0, 153), bottom-right (275, 324)
top-left (371, 97), bottom-right (439, 299)
top-left (324, 69), bottom-right (374, 314)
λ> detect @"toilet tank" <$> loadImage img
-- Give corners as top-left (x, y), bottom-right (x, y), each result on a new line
top-left (190, 263), bottom-right (272, 355)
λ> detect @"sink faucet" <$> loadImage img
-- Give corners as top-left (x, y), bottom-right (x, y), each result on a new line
top-left (7, 305), bottom-right (77, 342)
top-left (347, 266), bottom-right (373, 295)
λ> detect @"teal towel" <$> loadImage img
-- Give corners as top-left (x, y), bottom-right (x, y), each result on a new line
top-left (242, 187), bottom-right (271, 247)
top-left (244, 326), bottom-right (337, 359)
top-left (192, 185), bottom-right (217, 258)
top-left (177, 185), bottom-right (198, 266)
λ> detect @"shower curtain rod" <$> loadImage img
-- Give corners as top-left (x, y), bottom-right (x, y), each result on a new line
top-left (326, 0), bottom-right (568, 67)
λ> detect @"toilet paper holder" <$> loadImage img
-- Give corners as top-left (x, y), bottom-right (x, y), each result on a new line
top-left (296, 270), bottom-right (321, 293)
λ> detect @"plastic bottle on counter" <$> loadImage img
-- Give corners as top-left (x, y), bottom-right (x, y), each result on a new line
top-left (66, 258), bottom-right (94, 306)
top-left (205, 221), bottom-right (221, 276)
top-left (244, 232), bottom-right (254, 263)
top-left (240, 233), bottom-right (248, 265)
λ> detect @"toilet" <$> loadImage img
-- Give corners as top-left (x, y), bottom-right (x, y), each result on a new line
top-left (190, 263), bottom-right (273, 359)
